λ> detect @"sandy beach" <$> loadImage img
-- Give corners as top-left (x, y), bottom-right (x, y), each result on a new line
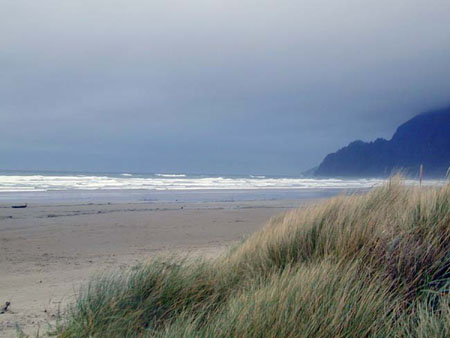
top-left (0, 198), bottom-right (313, 337)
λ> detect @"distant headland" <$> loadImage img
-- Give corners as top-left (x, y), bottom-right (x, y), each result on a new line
top-left (314, 107), bottom-right (450, 178)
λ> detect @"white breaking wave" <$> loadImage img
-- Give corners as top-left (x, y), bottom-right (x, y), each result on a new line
top-left (0, 174), bottom-right (445, 193)
top-left (155, 173), bottom-right (187, 178)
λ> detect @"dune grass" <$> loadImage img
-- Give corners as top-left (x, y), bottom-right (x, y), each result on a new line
top-left (54, 177), bottom-right (450, 337)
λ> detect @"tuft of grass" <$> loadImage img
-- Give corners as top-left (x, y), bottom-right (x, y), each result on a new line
top-left (159, 261), bottom-right (397, 338)
top-left (55, 178), bottom-right (450, 337)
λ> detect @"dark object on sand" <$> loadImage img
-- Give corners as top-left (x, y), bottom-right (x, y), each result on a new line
top-left (11, 204), bottom-right (27, 209)
top-left (0, 302), bottom-right (10, 314)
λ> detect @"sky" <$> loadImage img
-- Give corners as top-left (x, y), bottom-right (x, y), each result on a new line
top-left (1, 0), bottom-right (450, 175)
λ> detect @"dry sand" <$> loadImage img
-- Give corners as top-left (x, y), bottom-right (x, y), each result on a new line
top-left (0, 199), bottom-right (310, 337)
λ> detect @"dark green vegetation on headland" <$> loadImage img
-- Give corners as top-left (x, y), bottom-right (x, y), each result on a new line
top-left (316, 107), bottom-right (450, 177)
top-left (55, 178), bottom-right (450, 337)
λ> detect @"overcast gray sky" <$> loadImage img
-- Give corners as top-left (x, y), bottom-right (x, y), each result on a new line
top-left (1, 0), bottom-right (450, 175)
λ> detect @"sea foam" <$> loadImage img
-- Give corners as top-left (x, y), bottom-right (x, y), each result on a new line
top-left (0, 173), bottom-right (445, 193)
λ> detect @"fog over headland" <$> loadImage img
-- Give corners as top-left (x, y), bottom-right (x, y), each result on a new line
top-left (1, 0), bottom-right (450, 175)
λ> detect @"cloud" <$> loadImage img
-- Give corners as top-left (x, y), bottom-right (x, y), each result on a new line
top-left (1, 0), bottom-right (450, 174)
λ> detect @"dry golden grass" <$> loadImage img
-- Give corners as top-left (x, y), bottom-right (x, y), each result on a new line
top-left (53, 177), bottom-right (449, 337)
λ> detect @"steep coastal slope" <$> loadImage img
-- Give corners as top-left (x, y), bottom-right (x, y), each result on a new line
top-left (315, 107), bottom-right (450, 177)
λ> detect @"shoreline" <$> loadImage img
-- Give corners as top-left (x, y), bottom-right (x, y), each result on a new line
top-left (0, 187), bottom-right (354, 204)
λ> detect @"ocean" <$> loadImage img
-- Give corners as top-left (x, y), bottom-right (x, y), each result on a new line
top-left (0, 171), bottom-right (442, 203)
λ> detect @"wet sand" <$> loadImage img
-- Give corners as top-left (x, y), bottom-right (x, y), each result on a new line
top-left (0, 199), bottom-right (313, 337)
